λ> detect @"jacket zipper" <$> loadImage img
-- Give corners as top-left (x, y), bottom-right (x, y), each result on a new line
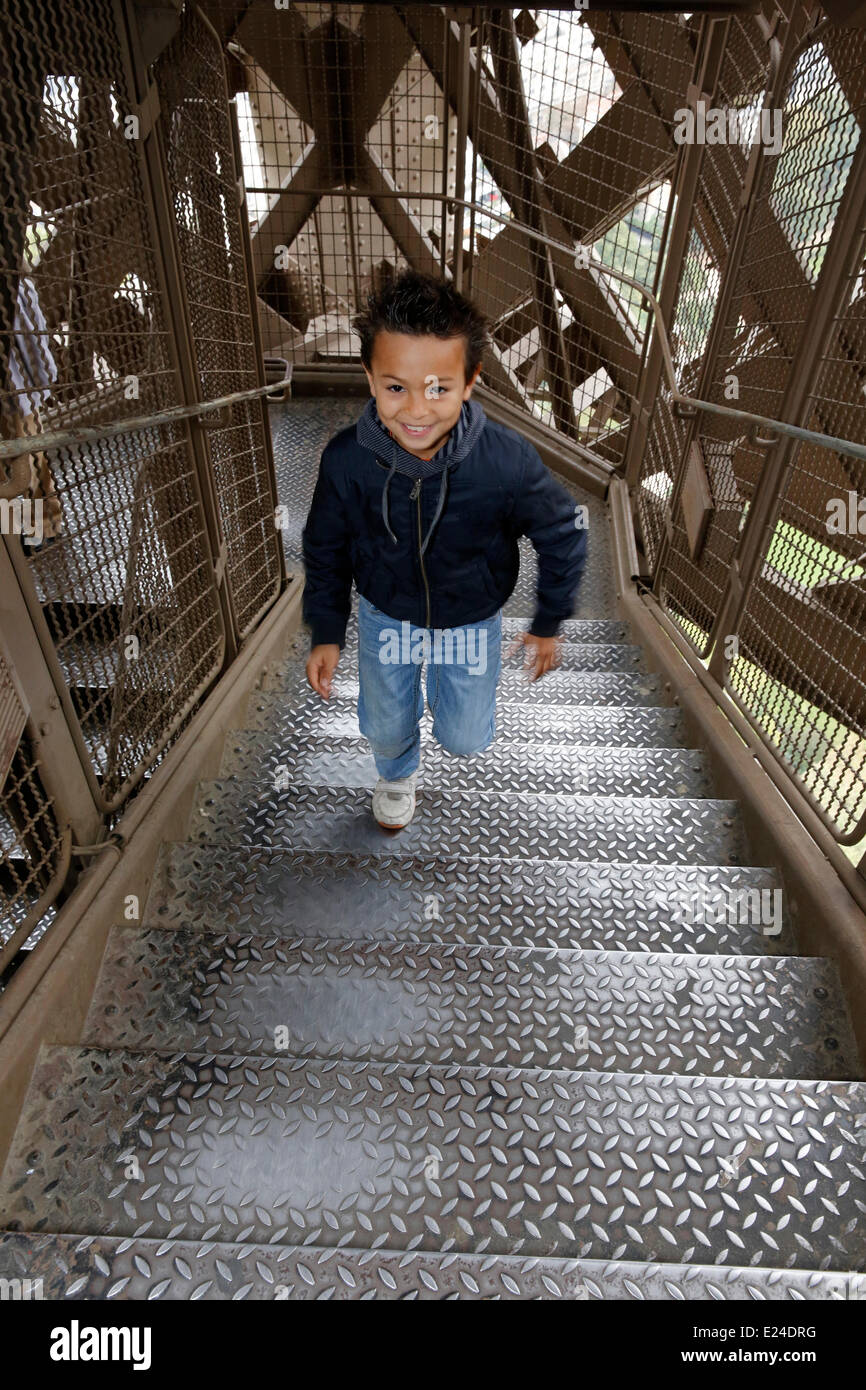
top-left (410, 478), bottom-right (432, 627)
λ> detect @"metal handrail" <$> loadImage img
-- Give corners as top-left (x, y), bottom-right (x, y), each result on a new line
top-left (0, 380), bottom-right (287, 463)
top-left (3, 190), bottom-right (863, 467)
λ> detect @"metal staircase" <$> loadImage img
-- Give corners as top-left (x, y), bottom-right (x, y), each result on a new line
top-left (1, 407), bottom-right (864, 1300)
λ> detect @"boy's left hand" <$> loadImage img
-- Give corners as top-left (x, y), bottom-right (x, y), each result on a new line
top-left (506, 632), bottom-right (561, 681)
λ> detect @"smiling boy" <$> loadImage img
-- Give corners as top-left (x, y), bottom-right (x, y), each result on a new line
top-left (302, 270), bottom-right (587, 829)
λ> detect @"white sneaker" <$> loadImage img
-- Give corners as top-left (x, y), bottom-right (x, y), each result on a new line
top-left (372, 772), bottom-right (418, 829)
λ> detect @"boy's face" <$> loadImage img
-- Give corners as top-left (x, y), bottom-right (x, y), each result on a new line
top-left (364, 331), bottom-right (481, 459)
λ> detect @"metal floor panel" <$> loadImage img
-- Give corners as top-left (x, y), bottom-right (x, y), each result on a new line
top-left (144, 847), bottom-right (794, 954)
top-left (0, 1230), bottom-right (860, 1301)
top-left (243, 694), bottom-right (687, 748)
top-left (263, 666), bottom-right (667, 705)
top-left (2, 1046), bottom-right (865, 1270)
top-left (218, 740), bottom-right (712, 799)
top-left (189, 783), bottom-right (747, 864)
top-left (83, 930), bottom-right (859, 1080)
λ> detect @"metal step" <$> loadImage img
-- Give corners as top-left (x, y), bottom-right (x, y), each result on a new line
top-left (287, 617), bottom-right (633, 656)
top-left (262, 667), bottom-right (668, 705)
top-left (189, 783), bottom-right (747, 864)
top-left (0, 1229), bottom-right (859, 1301)
top-left (2, 1046), bottom-right (864, 1270)
top-left (243, 693), bottom-right (687, 748)
top-left (219, 739), bottom-right (713, 798)
top-left (83, 929), bottom-right (860, 1080)
top-left (274, 640), bottom-right (647, 676)
top-left (144, 846), bottom-right (795, 955)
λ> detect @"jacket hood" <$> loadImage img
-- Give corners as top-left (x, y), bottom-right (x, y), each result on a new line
top-left (355, 396), bottom-right (487, 553)
top-left (356, 395), bottom-right (487, 478)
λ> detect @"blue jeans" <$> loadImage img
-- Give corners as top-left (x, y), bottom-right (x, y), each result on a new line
top-left (357, 595), bottom-right (502, 780)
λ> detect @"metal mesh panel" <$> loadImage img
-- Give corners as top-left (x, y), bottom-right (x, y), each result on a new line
top-left (637, 13), bottom-right (866, 845)
top-left (0, 1), bottom-right (177, 452)
top-left (639, 14), bottom-right (776, 652)
top-left (218, 1), bottom-right (419, 362)
top-left (1, 0), bottom-right (226, 813)
top-left (727, 443), bottom-right (866, 841)
top-left (662, 26), bottom-right (863, 657)
top-left (157, 9), bottom-right (282, 639)
top-left (0, 646), bottom-right (67, 969)
top-left (464, 7), bottom-right (685, 463)
top-left (21, 423), bottom-right (225, 808)
top-left (726, 225), bottom-right (866, 841)
top-left (210, 2), bottom-right (697, 470)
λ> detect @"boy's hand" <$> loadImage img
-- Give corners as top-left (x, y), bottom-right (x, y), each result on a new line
top-left (306, 643), bottom-right (340, 698)
top-left (506, 632), bottom-right (561, 681)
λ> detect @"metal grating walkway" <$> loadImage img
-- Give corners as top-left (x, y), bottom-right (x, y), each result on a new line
top-left (1, 398), bottom-right (864, 1301)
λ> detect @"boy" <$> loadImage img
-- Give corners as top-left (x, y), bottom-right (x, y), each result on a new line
top-left (302, 270), bottom-right (587, 830)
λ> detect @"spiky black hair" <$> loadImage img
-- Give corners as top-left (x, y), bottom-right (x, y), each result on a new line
top-left (352, 269), bottom-right (489, 384)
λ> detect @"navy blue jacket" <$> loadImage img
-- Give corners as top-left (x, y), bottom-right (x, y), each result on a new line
top-left (302, 403), bottom-right (587, 648)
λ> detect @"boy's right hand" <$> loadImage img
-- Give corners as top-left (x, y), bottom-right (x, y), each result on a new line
top-left (306, 643), bottom-right (340, 699)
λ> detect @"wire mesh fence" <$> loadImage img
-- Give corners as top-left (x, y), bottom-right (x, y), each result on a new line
top-left (636, 11), bottom-right (778, 650)
top-left (0, 637), bottom-right (68, 977)
top-left (637, 10), bottom-right (866, 847)
top-left (157, 7), bottom-right (283, 638)
top-left (0, 0), bottom-right (284, 957)
top-left (215, 1), bottom-right (694, 466)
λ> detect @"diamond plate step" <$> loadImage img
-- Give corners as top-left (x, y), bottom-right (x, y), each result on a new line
top-left (0, 1230), bottom-right (859, 1301)
top-left (243, 693), bottom-right (687, 748)
top-left (262, 667), bottom-right (668, 705)
top-left (291, 617), bottom-right (633, 652)
top-left (275, 641), bottom-right (646, 677)
top-left (2, 1047), bottom-right (865, 1269)
top-left (189, 783), bottom-right (747, 864)
top-left (219, 739), bottom-right (712, 798)
top-left (144, 847), bottom-right (795, 955)
top-left (83, 930), bottom-right (859, 1080)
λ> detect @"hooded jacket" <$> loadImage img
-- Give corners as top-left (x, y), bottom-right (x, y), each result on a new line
top-left (302, 396), bottom-right (587, 649)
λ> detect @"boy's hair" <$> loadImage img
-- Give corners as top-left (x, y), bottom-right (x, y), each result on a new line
top-left (352, 269), bottom-right (489, 384)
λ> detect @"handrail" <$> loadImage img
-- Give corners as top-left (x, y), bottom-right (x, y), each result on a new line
top-left (0, 380), bottom-right (287, 463)
top-left (3, 190), bottom-right (863, 468)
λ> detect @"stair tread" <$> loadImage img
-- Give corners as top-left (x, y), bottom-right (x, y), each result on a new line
top-left (189, 782), bottom-right (747, 864)
top-left (244, 695), bottom-right (687, 747)
top-left (220, 741), bottom-right (713, 797)
top-left (145, 846), bottom-right (792, 954)
top-left (290, 616), bottom-right (632, 647)
top-left (276, 641), bottom-right (647, 675)
top-left (2, 1045), bottom-right (865, 1270)
top-left (0, 1229), bottom-right (859, 1301)
top-left (83, 929), bottom-right (860, 1080)
top-left (263, 669), bottom-right (668, 705)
